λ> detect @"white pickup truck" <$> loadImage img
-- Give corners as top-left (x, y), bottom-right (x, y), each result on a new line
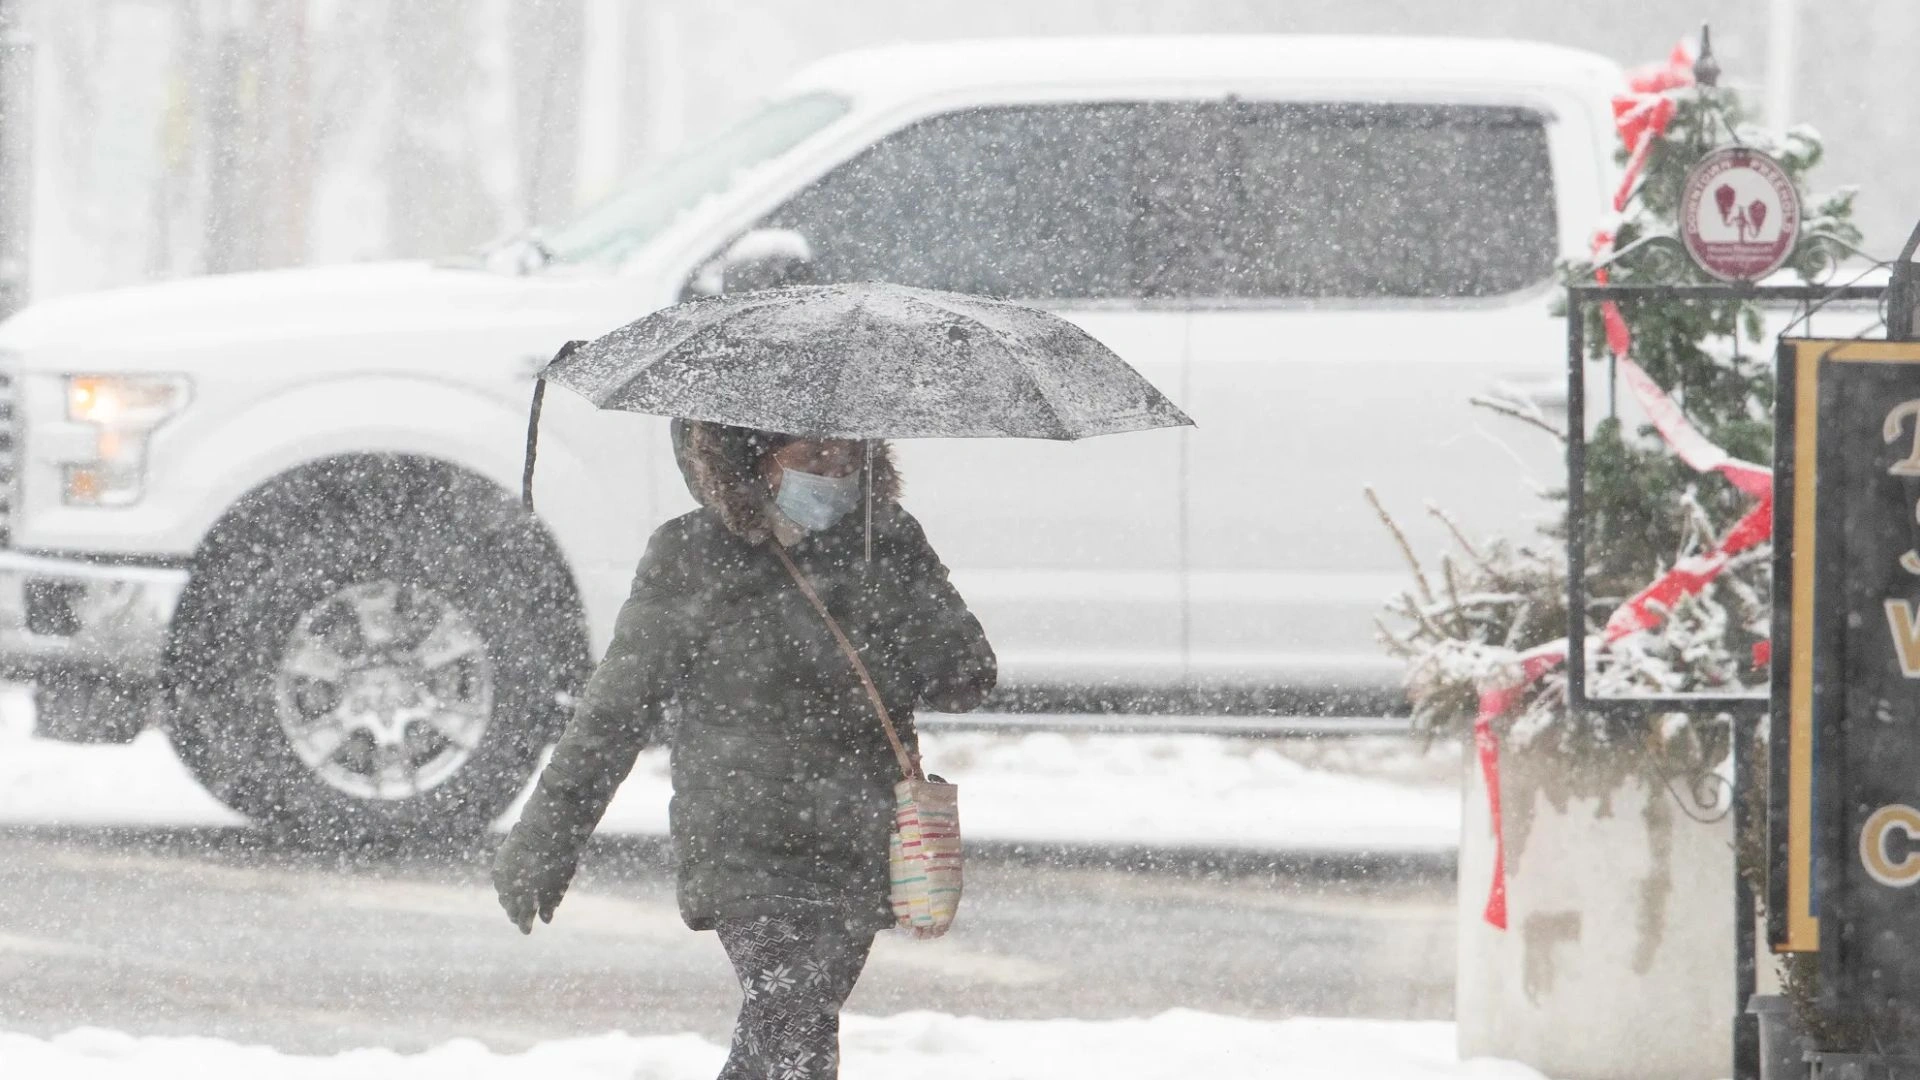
top-left (0, 36), bottom-right (1621, 839)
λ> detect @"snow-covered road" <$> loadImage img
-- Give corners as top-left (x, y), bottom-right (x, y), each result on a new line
top-left (0, 821), bottom-right (1457, 1051)
top-left (1, 1012), bottom-right (1545, 1080)
top-left (0, 691), bottom-right (1485, 1076)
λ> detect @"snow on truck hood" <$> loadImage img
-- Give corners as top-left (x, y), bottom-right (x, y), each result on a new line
top-left (0, 260), bottom-right (572, 364)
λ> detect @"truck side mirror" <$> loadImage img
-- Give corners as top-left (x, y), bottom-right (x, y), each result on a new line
top-left (690, 228), bottom-right (816, 297)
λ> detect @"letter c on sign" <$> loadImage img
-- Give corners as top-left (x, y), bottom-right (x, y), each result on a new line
top-left (1860, 804), bottom-right (1920, 887)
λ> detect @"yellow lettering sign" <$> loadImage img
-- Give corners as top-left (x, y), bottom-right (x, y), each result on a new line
top-left (1885, 400), bottom-right (1920, 476)
top-left (1887, 600), bottom-right (1920, 676)
top-left (1862, 804), bottom-right (1920, 887)
top-left (1903, 500), bottom-right (1920, 575)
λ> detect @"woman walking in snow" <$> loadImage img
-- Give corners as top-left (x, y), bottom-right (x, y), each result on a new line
top-left (492, 419), bottom-right (997, 1080)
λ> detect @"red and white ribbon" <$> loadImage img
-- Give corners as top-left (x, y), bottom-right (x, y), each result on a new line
top-left (1474, 41), bottom-right (1774, 927)
top-left (1625, 41), bottom-right (1697, 95)
top-left (1592, 229), bottom-right (1771, 499)
top-left (1615, 357), bottom-right (1773, 498)
top-left (1607, 42), bottom-right (1695, 213)
top-left (1610, 95), bottom-right (1678, 212)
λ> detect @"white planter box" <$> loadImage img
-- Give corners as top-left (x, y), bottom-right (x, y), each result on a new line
top-left (1456, 749), bottom-right (1736, 1080)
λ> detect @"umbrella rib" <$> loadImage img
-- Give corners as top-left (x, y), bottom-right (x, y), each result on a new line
top-left (829, 291), bottom-right (876, 438)
top-left (1014, 353), bottom-right (1078, 440)
top-left (643, 286), bottom-right (868, 435)
top-left (959, 293), bottom-right (1193, 437)
top-left (892, 291), bottom-right (1075, 440)
top-left (594, 291), bottom-right (794, 411)
top-left (913, 288), bottom-right (1129, 437)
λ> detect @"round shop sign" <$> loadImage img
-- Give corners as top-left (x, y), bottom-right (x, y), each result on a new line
top-left (1679, 147), bottom-right (1801, 282)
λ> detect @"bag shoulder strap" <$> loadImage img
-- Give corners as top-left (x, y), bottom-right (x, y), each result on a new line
top-left (769, 541), bottom-right (921, 783)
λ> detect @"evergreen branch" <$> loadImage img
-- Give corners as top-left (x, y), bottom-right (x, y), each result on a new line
top-left (1427, 502), bottom-right (1491, 571)
top-left (1442, 555), bottom-right (1471, 637)
top-left (1676, 488), bottom-right (1715, 562)
top-left (1376, 616), bottom-right (1417, 659)
top-left (1502, 600), bottom-right (1532, 650)
top-left (1415, 591), bottom-right (1530, 620)
top-left (1388, 590), bottom-right (1450, 643)
top-left (1366, 486), bottom-right (1435, 606)
top-left (1468, 394), bottom-right (1567, 443)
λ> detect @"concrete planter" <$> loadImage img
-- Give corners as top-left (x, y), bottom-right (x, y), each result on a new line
top-left (1456, 746), bottom-right (1738, 1080)
top-left (1749, 994), bottom-right (1813, 1080)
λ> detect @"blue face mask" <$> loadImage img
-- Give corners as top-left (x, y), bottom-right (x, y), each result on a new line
top-left (774, 468), bottom-right (862, 532)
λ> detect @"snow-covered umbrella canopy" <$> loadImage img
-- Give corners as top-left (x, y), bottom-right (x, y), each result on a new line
top-left (538, 282), bottom-right (1194, 441)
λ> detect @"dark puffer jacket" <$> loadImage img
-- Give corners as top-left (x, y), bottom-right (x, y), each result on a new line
top-left (496, 423), bottom-right (996, 931)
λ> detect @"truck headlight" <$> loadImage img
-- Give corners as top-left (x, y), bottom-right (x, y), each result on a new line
top-left (62, 375), bottom-right (191, 506)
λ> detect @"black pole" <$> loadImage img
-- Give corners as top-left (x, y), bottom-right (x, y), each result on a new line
top-left (1732, 718), bottom-right (1760, 1080)
top-left (1888, 219), bottom-right (1920, 340)
top-left (1694, 23), bottom-right (1721, 89)
top-left (1566, 294), bottom-right (1587, 716)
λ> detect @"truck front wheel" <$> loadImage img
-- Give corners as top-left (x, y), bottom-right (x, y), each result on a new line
top-left (165, 460), bottom-right (586, 846)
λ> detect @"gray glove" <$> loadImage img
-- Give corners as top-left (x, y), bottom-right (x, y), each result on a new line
top-left (490, 830), bottom-right (578, 934)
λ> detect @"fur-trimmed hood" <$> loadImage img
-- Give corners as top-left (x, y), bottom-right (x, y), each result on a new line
top-left (670, 419), bottom-right (900, 543)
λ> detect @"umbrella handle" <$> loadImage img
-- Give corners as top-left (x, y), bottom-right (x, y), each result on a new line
top-left (521, 378), bottom-right (546, 514)
top-left (522, 340), bottom-right (584, 515)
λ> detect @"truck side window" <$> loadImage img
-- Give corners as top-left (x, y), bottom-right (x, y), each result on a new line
top-left (761, 105), bottom-right (1138, 300)
top-left (756, 100), bottom-right (1553, 304)
top-left (1129, 103), bottom-right (1239, 301)
top-left (1204, 102), bottom-right (1558, 299)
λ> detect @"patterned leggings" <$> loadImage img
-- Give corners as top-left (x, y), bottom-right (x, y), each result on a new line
top-left (714, 913), bottom-right (877, 1080)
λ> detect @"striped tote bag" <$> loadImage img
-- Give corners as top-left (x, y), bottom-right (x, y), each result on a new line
top-left (890, 777), bottom-right (962, 933)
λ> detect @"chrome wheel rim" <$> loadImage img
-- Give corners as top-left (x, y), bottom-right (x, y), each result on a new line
top-left (274, 580), bottom-right (494, 800)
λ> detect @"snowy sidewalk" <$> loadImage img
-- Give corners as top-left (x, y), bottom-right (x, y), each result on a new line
top-left (0, 1012), bottom-right (1541, 1080)
top-left (0, 694), bottom-right (1459, 854)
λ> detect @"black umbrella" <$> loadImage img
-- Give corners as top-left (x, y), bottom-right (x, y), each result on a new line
top-left (522, 282), bottom-right (1194, 511)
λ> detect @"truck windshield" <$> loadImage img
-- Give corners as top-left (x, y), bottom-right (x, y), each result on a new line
top-left (541, 92), bottom-right (850, 266)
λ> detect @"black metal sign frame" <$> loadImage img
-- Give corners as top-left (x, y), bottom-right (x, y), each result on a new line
top-left (1562, 280), bottom-right (1887, 1080)
top-left (1565, 282), bottom-right (1887, 721)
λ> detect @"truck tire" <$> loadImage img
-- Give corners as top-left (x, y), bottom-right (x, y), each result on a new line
top-left (165, 460), bottom-right (586, 846)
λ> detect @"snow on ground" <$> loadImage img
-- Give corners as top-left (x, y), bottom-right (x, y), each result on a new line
top-left (597, 726), bottom-right (1460, 853)
top-left (0, 1011), bottom-right (1542, 1080)
top-left (0, 688), bottom-right (1459, 852)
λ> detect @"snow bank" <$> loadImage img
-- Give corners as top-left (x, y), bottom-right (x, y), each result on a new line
top-left (0, 1012), bottom-right (1544, 1080)
top-left (0, 693), bottom-right (245, 827)
top-left (595, 728), bottom-right (1460, 853)
top-left (0, 688), bottom-right (1458, 853)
